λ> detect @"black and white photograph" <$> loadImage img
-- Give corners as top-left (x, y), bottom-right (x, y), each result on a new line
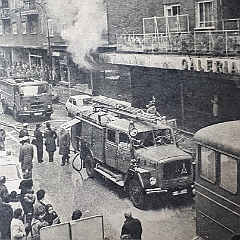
top-left (0, 0), bottom-right (240, 239)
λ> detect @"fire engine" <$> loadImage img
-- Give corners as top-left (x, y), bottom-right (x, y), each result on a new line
top-left (0, 78), bottom-right (53, 121)
top-left (73, 99), bottom-right (195, 208)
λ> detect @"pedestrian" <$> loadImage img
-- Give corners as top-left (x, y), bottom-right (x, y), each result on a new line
top-left (57, 128), bottom-right (70, 166)
top-left (31, 205), bottom-right (48, 240)
top-left (34, 123), bottom-right (44, 163)
top-left (120, 210), bottom-right (142, 240)
top-left (33, 189), bottom-right (46, 213)
top-left (71, 123), bottom-right (81, 153)
top-left (0, 124), bottom-right (6, 151)
top-left (44, 122), bottom-right (57, 162)
top-left (71, 210), bottom-right (82, 220)
top-left (19, 136), bottom-right (34, 178)
top-left (211, 94), bottom-right (219, 123)
top-left (43, 204), bottom-right (60, 225)
top-left (0, 194), bottom-right (13, 240)
top-left (10, 208), bottom-right (26, 240)
top-left (0, 176), bottom-right (9, 199)
top-left (19, 123), bottom-right (29, 139)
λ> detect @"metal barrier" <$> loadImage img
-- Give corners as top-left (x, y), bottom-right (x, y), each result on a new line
top-left (40, 215), bottom-right (104, 240)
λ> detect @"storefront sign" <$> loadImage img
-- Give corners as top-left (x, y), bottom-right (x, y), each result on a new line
top-left (102, 53), bottom-right (240, 75)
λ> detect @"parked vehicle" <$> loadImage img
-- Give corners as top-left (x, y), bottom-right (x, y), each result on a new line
top-left (71, 100), bottom-right (195, 208)
top-left (194, 120), bottom-right (240, 240)
top-left (65, 95), bottom-right (93, 117)
top-left (0, 78), bottom-right (53, 121)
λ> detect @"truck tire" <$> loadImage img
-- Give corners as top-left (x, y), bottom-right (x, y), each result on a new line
top-left (129, 179), bottom-right (146, 209)
top-left (13, 107), bottom-right (20, 121)
top-left (85, 153), bottom-right (95, 178)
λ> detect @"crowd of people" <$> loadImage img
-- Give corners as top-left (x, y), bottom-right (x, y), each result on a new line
top-left (0, 122), bottom-right (144, 240)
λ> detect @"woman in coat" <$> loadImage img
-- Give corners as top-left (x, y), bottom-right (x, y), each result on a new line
top-left (57, 128), bottom-right (70, 166)
top-left (44, 122), bottom-right (57, 162)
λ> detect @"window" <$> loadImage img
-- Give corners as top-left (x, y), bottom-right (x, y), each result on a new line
top-left (164, 4), bottom-right (180, 16)
top-left (200, 146), bottom-right (216, 183)
top-left (107, 129), bottom-right (116, 143)
top-left (21, 21), bottom-right (27, 34)
top-left (197, 1), bottom-right (214, 28)
top-left (220, 154), bottom-right (237, 194)
top-left (28, 16), bottom-right (38, 34)
top-left (12, 22), bottom-right (17, 34)
top-left (119, 133), bottom-right (130, 144)
top-left (3, 20), bottom-right (11, 35)
top-left (0, 21), bottom-right (2, 36)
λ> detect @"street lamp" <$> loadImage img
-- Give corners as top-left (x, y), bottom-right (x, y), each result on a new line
top-left (35, 1), bottom-right (53, 86)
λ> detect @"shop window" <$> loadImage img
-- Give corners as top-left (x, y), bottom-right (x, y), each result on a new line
top-left (164, 4), bottom-right (180, 16)
top-left (200, 146), bottom-right (216, 183)
top-left (219, 154), bottom-right (237, 194)
top-left (21, 21), bottom-right (27, 34)
top-left (0, 21), bottom-right (2, 36)
top-left (12, 22), bottom-right (17, 34)
top-left (107, 129), bottom-right (116, 144)
top-left (197, 1), bottom-right (214, 28)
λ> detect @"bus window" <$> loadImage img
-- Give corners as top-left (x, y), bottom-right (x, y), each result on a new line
top-left (200, 146), bottom-right (216, 183)
top-left (219, 154), bottom-right (237, 194)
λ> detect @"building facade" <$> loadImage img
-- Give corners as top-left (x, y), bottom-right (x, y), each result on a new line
top-left (97, 0), bottom-right (240, 131)
top-left (0, 0), bottom-right (86, 86)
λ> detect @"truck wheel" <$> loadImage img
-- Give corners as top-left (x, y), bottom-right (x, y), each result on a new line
top-left (85, 154), bottom-right (95, 178)
top-left (129, 179), bottom-right (146, 209)
top-left (13, 107), bottom-right (20, 121)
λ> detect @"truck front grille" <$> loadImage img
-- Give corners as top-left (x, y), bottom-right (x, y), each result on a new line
top-left (31, 102), bottom-right (44, 110)
top-left (163, 160), bottom-right (191, 180)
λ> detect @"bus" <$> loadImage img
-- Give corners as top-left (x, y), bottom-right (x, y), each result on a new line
top-left (194, 121), bottom-right (240, 240)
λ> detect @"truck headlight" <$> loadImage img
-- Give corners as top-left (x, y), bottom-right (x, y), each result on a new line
top-left (149, 177), bottom-right (156, 186)
top-left (47, 105), bottom-right (51, 109)
top-left (23, 107), bottom-right (27, 111)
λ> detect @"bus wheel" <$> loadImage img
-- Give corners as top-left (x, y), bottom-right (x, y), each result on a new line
top-left (129, 179), bottom-right (146, 209)
top-left (13, 107), bottom-right (20, 121)
top-left (84, 153), bottom-right (95, 178)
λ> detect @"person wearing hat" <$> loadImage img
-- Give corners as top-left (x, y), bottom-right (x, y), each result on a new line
top-left (0, 176), bottom-right (8, 199)
top-left (34, 123), bottom-right (44, 163)
top-left (31, 205), bottom-right (49, 240)
top-left (121, 210), bottom-right (142, 240)
top-left (0, 125), bottom-right (6, 151)
top-left (19, 123), bottom-right (29, 139)
top-left (44, 122), bottom-right (57, 162)
top-left (19, 136), bottom-right (34, 178)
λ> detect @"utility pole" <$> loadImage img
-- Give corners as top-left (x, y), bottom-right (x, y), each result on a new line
top-left (35, 1), bottom-right (53, 86)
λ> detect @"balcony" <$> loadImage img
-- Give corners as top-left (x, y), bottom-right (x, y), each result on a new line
top-left (0, 8), bottom-right (10, 20)
top-left (116, 17), bottom-right (240, 56)
top-left (20, 1), bottom-right (38, 16)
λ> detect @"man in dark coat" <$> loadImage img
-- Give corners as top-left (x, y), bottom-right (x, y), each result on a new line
top-left (19, 123), bottom-right (29, 139)
top-left (19, 136), bottom-right (34, 178)
top-left (44, 122), bottom-right (57, 162)
top-left (34, 123), bottom-right (44, 163)
top-left (57, 128), bottom-right (70, 166)
top-left (0, 195), bottom-right (13, 239)
top-left (121, 210), bottom-right (142, 240)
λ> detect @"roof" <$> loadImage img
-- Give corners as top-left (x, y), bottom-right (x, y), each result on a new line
top-left (69, 95), bottom-right (92, 100)
top-left (194, 121), bottom-right (240, 158)
top-left (106, 118), bottom-right (171, 133)
top-left (1, 78), bottom-right (46, 86)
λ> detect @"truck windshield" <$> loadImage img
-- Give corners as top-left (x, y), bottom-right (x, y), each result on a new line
top-left (154, 129), bottom-right (174, 145)
top-left (133, 131), bottom-right (154, 148)
top-left (20, 84), bottom-right (49, 96)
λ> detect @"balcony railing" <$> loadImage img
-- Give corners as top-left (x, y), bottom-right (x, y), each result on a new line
top-left (116, 30), bottom-right (240, 55)
top-left (0, 8), bottom-right (10, 19)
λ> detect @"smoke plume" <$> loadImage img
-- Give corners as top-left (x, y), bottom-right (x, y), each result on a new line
top-left (46, 0), bottom-right (107, 68)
